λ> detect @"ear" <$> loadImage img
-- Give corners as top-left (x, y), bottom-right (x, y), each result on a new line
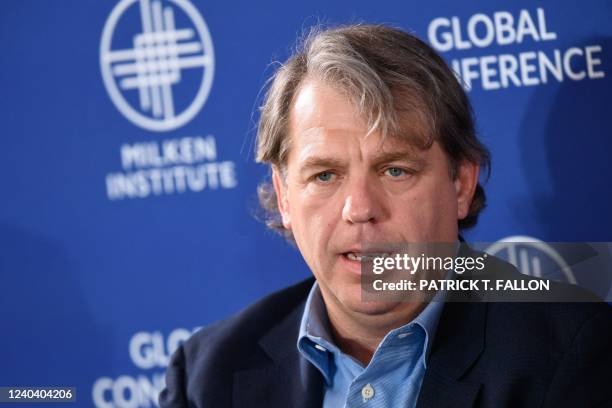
top-left (272, 166), bottom-right (291, 229)
top-left (454, 160), bottom-right (480, 221)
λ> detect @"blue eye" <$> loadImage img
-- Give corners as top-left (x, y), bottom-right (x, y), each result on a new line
top-left (386, 167), bottom-right (405, 177)
top-left (316, 171), bottom-right (334, 182)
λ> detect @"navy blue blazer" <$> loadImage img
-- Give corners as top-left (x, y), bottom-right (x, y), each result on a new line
top-left (159, 259), bottom-right (612, 407)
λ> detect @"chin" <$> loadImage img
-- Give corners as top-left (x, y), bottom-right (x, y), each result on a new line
top-left (338, 288), bottom-right (402, 316)
top-left (348, 301), bottom-right (402, 316)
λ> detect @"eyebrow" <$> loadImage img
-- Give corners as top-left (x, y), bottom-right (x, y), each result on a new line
top-left (298, 150), bottom-right (426, 174)
top-left (370, 150), bottom-right (427, 168)
top-left (298, 156), bottom-right (347, 173)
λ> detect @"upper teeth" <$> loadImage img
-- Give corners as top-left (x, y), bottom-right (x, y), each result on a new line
top-left (347, 253), bottom-right (390, 261)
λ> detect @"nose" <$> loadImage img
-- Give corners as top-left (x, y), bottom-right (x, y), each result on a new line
top-left (341, 177), bottom-right (384, 224)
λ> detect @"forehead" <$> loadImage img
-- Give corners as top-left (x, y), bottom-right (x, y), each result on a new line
top-left (291, 80), bottom-right (363, 131)
top-left (288, 79), bottom-right (430, 159)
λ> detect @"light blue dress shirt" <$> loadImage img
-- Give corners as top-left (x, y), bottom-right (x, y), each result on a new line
top-left (297, 282), bottom-right (445, 408)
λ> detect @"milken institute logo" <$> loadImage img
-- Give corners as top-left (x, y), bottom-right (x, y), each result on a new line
top-left (100, 0), bottom-right (215, 132)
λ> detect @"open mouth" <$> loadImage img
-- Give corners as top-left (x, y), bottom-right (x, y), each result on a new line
top-left (343, 252), bottom-right (392, 262)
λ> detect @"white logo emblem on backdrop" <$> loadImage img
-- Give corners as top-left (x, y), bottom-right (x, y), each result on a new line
top-left (100, 0), bottom-right (215, 132)
top-left (485, 235), bottom-right (576, 284)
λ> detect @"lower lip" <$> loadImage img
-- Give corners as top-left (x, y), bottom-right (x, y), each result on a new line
top-left (338, 254), bottom-right (364, 276)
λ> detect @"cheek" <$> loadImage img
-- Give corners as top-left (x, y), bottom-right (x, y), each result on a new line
top-left (392, 181), bottom-right (458, 240)
top-left (295, 183), bottom-right (342, 222)
top-left (289, 190), bottom-right (337, 250)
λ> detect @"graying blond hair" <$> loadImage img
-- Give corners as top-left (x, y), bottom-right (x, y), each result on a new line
top-left (256, 24), bottom-right (490, 241)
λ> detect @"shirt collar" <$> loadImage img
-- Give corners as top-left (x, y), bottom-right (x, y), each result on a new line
top-left (297, 280), bottom-right (446, 374)
top-left (297, 282), bottom-right (337, 385)
top-left (412, 283), bottom-right (445, 364)
top-left (299, 281), bottom-right (331, 341)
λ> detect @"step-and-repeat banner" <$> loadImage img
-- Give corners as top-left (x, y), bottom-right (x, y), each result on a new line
top-left (1, 0), bottom-right (611, 406)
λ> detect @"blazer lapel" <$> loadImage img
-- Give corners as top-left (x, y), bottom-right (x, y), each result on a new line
top-left (233, 299), bottom-right (324, 408)
top-left (416, 300), bottom-right (487, 408)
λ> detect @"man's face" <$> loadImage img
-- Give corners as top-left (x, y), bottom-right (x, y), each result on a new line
top-left (273, 79), bottom-right (477, 316)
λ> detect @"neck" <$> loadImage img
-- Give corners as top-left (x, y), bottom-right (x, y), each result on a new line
top-left (321, 290), bottom-right (427, 366)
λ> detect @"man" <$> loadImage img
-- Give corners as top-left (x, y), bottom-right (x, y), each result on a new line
top-left (159, 25), bottom-right (612, 407)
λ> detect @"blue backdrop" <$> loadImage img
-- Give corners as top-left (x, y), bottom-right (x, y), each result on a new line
top-left (1, 1), bottom-right (611, 407)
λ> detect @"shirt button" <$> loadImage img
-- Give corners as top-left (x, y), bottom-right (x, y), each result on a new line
top-left (361, 383), bottom-right (375, 401)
